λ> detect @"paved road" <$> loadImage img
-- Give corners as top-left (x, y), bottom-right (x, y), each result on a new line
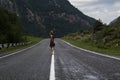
top-left (0, 39), bottom-right (120, 80)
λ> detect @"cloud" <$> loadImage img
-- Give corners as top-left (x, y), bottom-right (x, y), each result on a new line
top-left (114, 1), bottom-right (120, 7)
top-left (86, 10), bottom-right (120, 24)
top-left (68, 0), bottom-right (120, 24)
top-left (117, 10), bottom-right (120, 13)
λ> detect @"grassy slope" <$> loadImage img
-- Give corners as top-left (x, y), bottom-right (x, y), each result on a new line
top-left (0, 36), bottom-right (43, 53)
top-left (62, 37), bottom-right (120, 56)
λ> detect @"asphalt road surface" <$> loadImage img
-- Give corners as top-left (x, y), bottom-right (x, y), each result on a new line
top-left (0, 39), bottom-right (120, 80)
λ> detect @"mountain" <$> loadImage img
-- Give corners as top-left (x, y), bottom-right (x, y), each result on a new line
top-left (109, 16), bottom-right (120, 27)
top-left (0, 0), bottom-right (96, 37)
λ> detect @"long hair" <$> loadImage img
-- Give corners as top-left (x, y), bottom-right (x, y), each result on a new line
top-left (50, 31), bottom-right (54, 35)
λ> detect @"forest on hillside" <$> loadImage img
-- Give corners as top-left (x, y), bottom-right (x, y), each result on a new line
top-left (92, 19), bottom-right (120, 48)
top-left (65, 19), bottom-right (120, 49)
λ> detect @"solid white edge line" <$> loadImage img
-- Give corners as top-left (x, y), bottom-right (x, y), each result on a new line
top-left (49, 51), bottom-right (55, 80)
top-left (0, 40), bottom-right (43, 59)
top-left (61, 39), bottom-right (120, 61)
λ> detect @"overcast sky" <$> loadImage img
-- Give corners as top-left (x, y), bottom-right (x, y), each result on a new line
top-left (68, 0), bottom-right (120, 24)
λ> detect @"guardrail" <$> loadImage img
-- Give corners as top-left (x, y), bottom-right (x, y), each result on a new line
top-left (0, 41), bottom-right (32, 49)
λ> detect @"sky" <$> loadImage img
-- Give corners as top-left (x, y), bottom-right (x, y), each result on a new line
top-left (68, 0), bottom-right (120, 24)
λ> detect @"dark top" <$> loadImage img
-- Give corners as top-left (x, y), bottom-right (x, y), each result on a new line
top-left (50, 35), bottom-right (55, 47)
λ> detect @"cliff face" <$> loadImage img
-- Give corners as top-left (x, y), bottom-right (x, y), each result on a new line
top-left (0, 0), bottom-right (96, 37)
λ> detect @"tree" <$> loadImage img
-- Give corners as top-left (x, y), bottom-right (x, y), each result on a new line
top-left (93, 19), bottom-right (103, 33)
top-left (0, 7), bottom-right (24, 48)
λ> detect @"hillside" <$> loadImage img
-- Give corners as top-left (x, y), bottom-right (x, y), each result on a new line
top-left (79, 18), bottom-right (120, 48)
top-left (63, 18), bottom-right (120, 55)
top-left (109, 16), bottom-right (120, 27)
top-left (0, 0), bottom-right (96, 37)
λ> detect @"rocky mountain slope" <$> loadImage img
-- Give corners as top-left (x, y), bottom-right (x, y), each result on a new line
top-left (109, 16), bottom-right (120, 26)
top-left (0, 0), bottom-right (96, 37)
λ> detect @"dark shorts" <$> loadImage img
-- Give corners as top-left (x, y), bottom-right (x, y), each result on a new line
top-left (50, 42), bottom-right (55, 48)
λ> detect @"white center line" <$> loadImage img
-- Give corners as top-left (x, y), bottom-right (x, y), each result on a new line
top-left (49, 51), bottom-right (55, 80)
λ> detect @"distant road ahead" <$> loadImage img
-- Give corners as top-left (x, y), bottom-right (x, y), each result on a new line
top-left (0, 39), bottom-right (120, 80)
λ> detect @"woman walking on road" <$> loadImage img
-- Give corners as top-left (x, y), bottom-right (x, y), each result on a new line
top-left (50, 31), bottom-right (55, 55)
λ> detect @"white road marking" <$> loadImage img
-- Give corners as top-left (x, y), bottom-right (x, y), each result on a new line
top-left (62, 40), bottom-right (120, 61)
top-left (84, 75), bottom-right (98, 80)
top-left (49, 51), bottom-right (55, 80)
top-left (0, 41), bottom-right (43, 59)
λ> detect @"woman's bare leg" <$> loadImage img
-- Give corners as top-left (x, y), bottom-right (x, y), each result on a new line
top-left (51, 47), bottom-right (54, 55)
top-left (50, 48), bottom-right (52, 52)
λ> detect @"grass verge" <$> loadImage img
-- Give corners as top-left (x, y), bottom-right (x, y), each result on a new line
top-left (62, 37), bottom-right (120, 56)
top-left (0, 36), bottom-right (43, 54)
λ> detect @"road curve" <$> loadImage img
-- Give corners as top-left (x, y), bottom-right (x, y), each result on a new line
top-left (0, 39), bottom-right (120, 80)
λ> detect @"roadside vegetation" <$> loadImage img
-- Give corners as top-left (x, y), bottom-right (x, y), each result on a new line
top-left (62, 19), bottom-right (120, 56)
